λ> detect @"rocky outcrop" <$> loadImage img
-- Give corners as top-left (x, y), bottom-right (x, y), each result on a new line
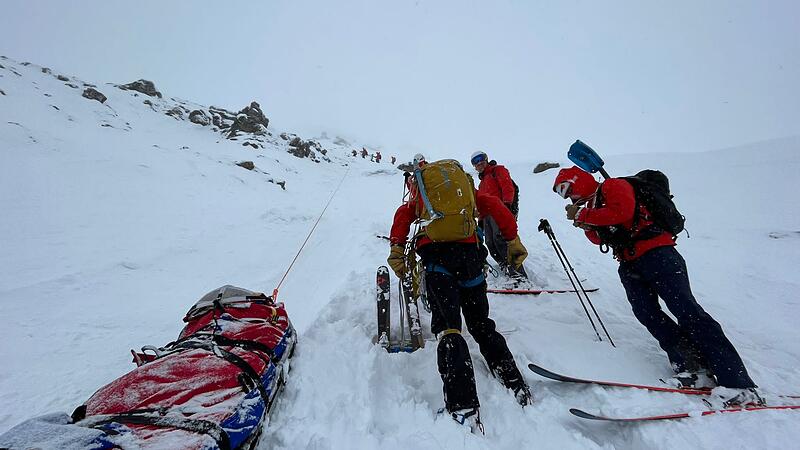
top-left (189, 109), bottom-right (211, 126)
top-left (209, 106), bottom-right (237, 130)
top-left (226, 102), bottom-right (269, 137)
top-left (287, 137), bottom-right (324, 161)
top-left (166, 106), bottom-right (189, 120)
top-left (56, 75), bottom-right (69, 82)
top-left (82, 87), bottom-right (107, 103)
top-left (236, 161), bottom-right (255, 170)
top-left (119, 79), bottom-right (162, 98)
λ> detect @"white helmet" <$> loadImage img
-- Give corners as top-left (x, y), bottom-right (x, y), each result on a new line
top-left (412, 153), bottom-right (426, 166)
top-left (470, 150), bottom-right (488, 165)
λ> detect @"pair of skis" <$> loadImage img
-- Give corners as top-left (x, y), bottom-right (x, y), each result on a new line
top-left (375, 266), bottom-right (424, 353)
top-left (528, 363), bottom-right (800, 422)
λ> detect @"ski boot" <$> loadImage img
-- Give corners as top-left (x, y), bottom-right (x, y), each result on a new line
top-left (512, 384), bottom-right (534, 407)
top-left (717, 387), bottom-right (766, 408)
top-left (491, 360), bottom-right (533, 407)
top-left (664, 369), bottom-right (716, 389)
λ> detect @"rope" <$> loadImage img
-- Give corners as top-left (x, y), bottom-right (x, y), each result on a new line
top-left (272, 166), bottom-right (350, 302)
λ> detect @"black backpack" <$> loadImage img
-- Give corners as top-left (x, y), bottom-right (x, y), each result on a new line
top-left (623, 169), bottom-right (685, 236)
top-left (595, 169), bottom-right (685, 253)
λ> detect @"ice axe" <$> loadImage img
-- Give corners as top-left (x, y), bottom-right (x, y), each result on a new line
top-left (568, 140), bottom-right (610, 179)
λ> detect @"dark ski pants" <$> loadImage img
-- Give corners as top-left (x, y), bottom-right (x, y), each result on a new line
top-left (418, 243), bottom-right (525, 411)
top-left (481, 217), bottom-right (527, 278)
top-left (618, 246), bottom-right (755, 388)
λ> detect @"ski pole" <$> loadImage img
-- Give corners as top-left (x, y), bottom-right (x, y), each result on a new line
top-left (546, 224), bottom-right (615, 347)
top-left (538, 219), bottom-right (601, 342)
top-left (539, 219), bottom-right (616, 347)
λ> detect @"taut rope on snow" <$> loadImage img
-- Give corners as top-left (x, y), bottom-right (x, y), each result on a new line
top-left (272, 167), bottom-right (350, 302)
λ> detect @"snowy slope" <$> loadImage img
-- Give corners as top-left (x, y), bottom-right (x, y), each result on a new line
top-left (2, 57), bottom-right (800, 449)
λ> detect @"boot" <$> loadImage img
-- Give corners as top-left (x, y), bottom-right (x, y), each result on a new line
top-left (450, 408), bottom-right (484, 434)
top-left (492, 360), bottom-right (533, 407)
top-left (717, 387), bottom-right (766, 408)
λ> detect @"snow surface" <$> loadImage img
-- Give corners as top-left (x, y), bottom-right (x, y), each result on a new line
top-left (1, 57), bottom-right (799, 449)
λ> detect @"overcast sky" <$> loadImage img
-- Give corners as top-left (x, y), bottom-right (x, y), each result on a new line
top-left (2, 1), bottom-right (798, 161)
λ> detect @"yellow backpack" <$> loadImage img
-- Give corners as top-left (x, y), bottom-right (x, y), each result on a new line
top-left (413, 159), bottom-right (478, 242)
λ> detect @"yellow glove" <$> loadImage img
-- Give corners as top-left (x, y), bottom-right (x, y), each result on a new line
top-left (506, 235), bottom-right (528, 269)
top-left (387, 245), bottom-right (407, 278)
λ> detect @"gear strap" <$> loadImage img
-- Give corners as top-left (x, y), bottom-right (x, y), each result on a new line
top-left (78, 411), bottom-right (232, 450)
top-left (424, 263), bottom-right (485, 288)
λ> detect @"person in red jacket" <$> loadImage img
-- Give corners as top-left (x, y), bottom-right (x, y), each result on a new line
top-left (387, 167), bottom-right (532, 431)
top-left (470, 151), bottom-right (526, 279)
top-left (552, 166), bottom-right (760, 405)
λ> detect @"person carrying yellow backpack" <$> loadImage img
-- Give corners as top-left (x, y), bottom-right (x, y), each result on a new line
top-left (387, 158), bottom-right (531, 433)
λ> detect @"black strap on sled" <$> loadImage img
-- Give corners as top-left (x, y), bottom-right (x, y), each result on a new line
top-left (171, 338), bottom-right (270, 402)
top-left (79, 411), bottom-right (232, 450)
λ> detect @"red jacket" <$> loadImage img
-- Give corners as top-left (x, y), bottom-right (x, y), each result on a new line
top-left (390, 190), bottom-right (518, 247)
top-left (576, 178), bottom-right (675, 261)
top-left (478, 162), bottom-right (515, 207)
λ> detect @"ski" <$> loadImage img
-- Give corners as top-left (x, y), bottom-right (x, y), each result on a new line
top-left (488, 288), bottom-right (599, 295)
top-left (375, 266), bottom-right (391, 349)
top-left (528, 363), bottom-right (713, 395)
top-left (529, 363), bottom-right (800, 399)
top-left (569, 405), bottom-right (800, 422)
top-left (401, 275), bottom-right (425, 350)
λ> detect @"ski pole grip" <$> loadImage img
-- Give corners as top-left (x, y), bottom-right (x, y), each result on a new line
top-left (538, 218), bottom-right (552, 234)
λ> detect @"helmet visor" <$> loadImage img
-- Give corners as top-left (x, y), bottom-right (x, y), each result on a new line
top-left (471, 153), bottom-right (487, 166)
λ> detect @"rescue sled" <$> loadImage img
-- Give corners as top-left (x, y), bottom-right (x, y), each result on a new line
top-left (0, 285), bottom-right (296, 450)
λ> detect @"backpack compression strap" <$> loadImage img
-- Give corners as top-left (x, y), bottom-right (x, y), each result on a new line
top-left (413, 168), bottom-right (443, 220)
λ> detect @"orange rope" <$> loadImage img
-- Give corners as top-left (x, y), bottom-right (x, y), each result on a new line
top-left (272, 167), bottom-right (350, 302)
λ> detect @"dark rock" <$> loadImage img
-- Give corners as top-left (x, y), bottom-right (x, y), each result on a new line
top-left (51, 105), bottom-right (60, 110)
top-left (21, 62), bottom-right (31, 66)
top-left (189, 109), bottom-right (211, 126)
top-left (83, 83), bottom-right (96, 88)
top-left (165, 107), bottom-right (184, 119)
top-left (275, 180), bottom-right (286, 190)
top-left (65, 83), bottom-right (79, 89)
top-left (533, 162), bottom-right (561, 174)
top-left (286, 137), bottom-right (318, 160)
top-left (209, 106), bottom-right (237, 122)
top-left (211, 112), bottom-right (223, 128)
top-left (57, 75), bottom-right (69, 81)
top-left (236, 161), bottom-right (255, 170)
top-left (0, 89), bottom-right (4, 96)
top-left (119, 79), bottom-right (162, 98)
top-left (226, 101), bottom-right (269, 137)
top-left (82, 87), bottom-right (107, 103)
top-left (41, 67), bottom-right (51, 74)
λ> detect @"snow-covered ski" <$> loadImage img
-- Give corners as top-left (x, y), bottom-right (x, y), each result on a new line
top-left (488, 288), bottom-right (599, 295)
top-left (529, 363), bottom-right (800, 399)
top-left (569, 405), bottom-right (800, 422)
top-left (375, 266), bottom-right (391, 349)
